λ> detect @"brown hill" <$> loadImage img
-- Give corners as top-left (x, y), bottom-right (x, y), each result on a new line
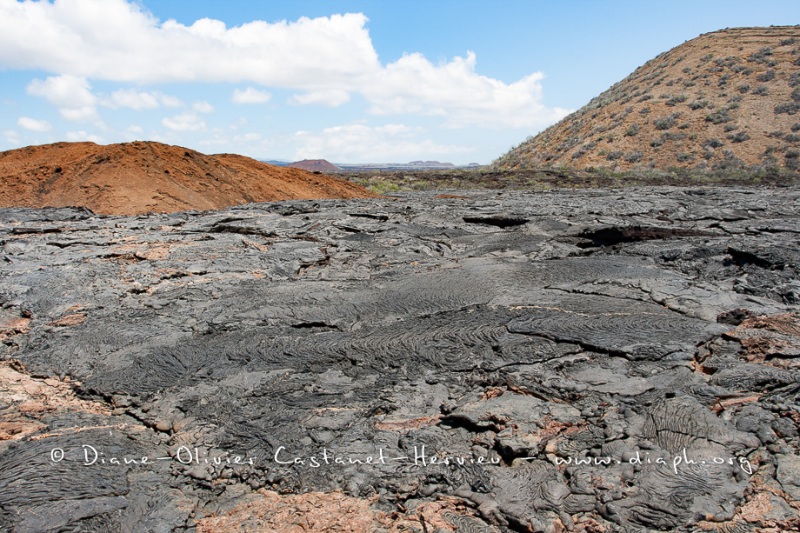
top-left (287, 159), bottom-right (341, 172)
top-left (494, 26), bottom-right (800, 173)
top-left (0, 142), bottom-right (375, 215)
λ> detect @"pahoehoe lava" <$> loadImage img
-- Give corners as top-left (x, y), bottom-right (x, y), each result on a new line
top-left (1, 186), bottom-right (799, 532)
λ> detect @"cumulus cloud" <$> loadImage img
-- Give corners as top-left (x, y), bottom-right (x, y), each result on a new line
top-left (290, 89), bottom-right (351, 107)
top-left (294, 123), bottom-right (470, 162)
top-left (2, 129), bottom-right (21, 146)
top-left (26, 75), bottom-right (99, 122)
top-left (17, 117), bottom-right (52, 132)
top-left (66, 130), bottom-right (103, 143)
top-left (364, 52), bottom-right (572, 128)
top-left (232, 87), bottom-right (272, 104)
top-left (105, 89), bottom-right (182, 110)
top-left (0, 0), bottom-right (378, 87)
top-left (162, 112), bottom-right (206, 132)
top-left (1, 0), bottom-right (568, 130)
top-left (193, 101), bottom-right (214, 113)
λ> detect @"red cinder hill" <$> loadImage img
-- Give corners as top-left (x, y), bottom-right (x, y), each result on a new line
top-left (0, 142), bottom-right (375, 215)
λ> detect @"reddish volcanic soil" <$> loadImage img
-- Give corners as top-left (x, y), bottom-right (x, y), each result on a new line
top-left (0, 142), bottom-right (375, 215)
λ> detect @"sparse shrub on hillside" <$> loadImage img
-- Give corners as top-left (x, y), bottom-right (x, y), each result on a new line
top-left (731, 65), bottom-right (753, 75)
top-left (666, 94), bottom-right (688, 106)
top-left (713, 150), bottom-right (746, 171)
top-left (729, 131), bottom-right (750, 143)
top-left (704, 138), bottom-right (724, 149)
top-left (724, 124), bottom-right (738, 132)
top-left (738, 84), bottom-right (751, 94)
top-left (792, 89), bottom-right (800, 102)
top-left (780, 38), bottom-right (797, 46)
top-left (718, 74), bottom-right (730, 87)
top-left (748, 47), bottom-right (773, 63)
top-left (638, 94), bottom-right (653, 102)
top-left (706, 108), bottom-right (733, 124)
top-left (714, 56), bottom-right (738, 69)
top-left (729, 95), bottom-right (743, 103)
top-left (785, 133), bottom-right (800, 142)
top-left (625, 151), bottom-right (643, 163)
top-left (790, 73), bottom-right (800, 87)
top-left (676, 152), bottom-right (694, 162)
top-left (662, 132), bottom-right (687, 141)
top-left (682, 66), bottom-right (693, 74)
top-left (625, 124), bottom-right (640, 137)
top-left (607, 151), bottom-right (624, 161)
top-left (639, 107), bottom-right (651, 116)
top-left (785, 149), bottom-right (800, 169)
top-left (792, 123), bottom-right (800, 132)
top-left (775, 102), bottom-right (800, 115)
top-left (699, 53), bottom-right (714, 63)
top-left (654, 115), bottom-right (677, 130)
top-left (752, 86), bottom-right (769, 96)
top-left (688, 99), bottom-right (708, 110)
top-left (650, 138), bottom-right (664, 148)
top-left (757, 69), bottom-right (776, 82)
top-left (768, 131), bottom-right (785, 139)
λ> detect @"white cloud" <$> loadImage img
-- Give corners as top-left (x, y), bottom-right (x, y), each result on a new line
top-left (2, 129), bottom-right (21, 146)
top-left (2, 0), bottom-right (568, 130)
top-left (363, 52), bottom-right (572, 128)
top-left (66, 130), bottom-right (103, 143)
top-left (104, 88), bottom-right (182, 110)
top-left (290, 89), bottom-right (350, 107)
top-left (232, 87), bottom-right (272, 104)
top-left (162, 112), bottom-right (205, 131)
top-left (193, 100), bottom-right (214, 113)
top-left (293, 123), bottom-right (470, 162)
top-left (26, 74), bottom-right (99, 122)
top-left (0, 1), bottom-right (378, 87)
top-left (17, 116), bottom-right (52, 132)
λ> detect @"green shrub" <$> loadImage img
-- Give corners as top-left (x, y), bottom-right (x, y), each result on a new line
top-left (688, 99), bottom-right (708, 110)
top-left (729, 131), bottom-right (750, 143)
top-left (625, 151), bottom-right (643, 163)
top-left (748, 47), bottom-right (773, 63)
top-left (775, 103), bottom-right (800, 115)
top-left (666, 94), bottom-right (688, 106)
top-left (752, 85), bottom-right (769, 96)
top-left (654, 115), bottom-right (677, 130)
top-left (625, 124), bottom-right (640, 137)
top-left (706, 108), bottom-right (732, 124)
top-left (757, 69), bottom-right (776, 82)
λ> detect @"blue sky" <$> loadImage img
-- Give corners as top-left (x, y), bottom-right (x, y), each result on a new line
top-left (1, 1), bottom-right (798, 164)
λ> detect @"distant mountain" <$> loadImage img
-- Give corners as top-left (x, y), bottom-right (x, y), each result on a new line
top-left (287, 159), bottom-right (341, 172)
top-left (408, 161), bottom-right (456, 168)
top-left (494, 26), bottom-right (800, 173)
